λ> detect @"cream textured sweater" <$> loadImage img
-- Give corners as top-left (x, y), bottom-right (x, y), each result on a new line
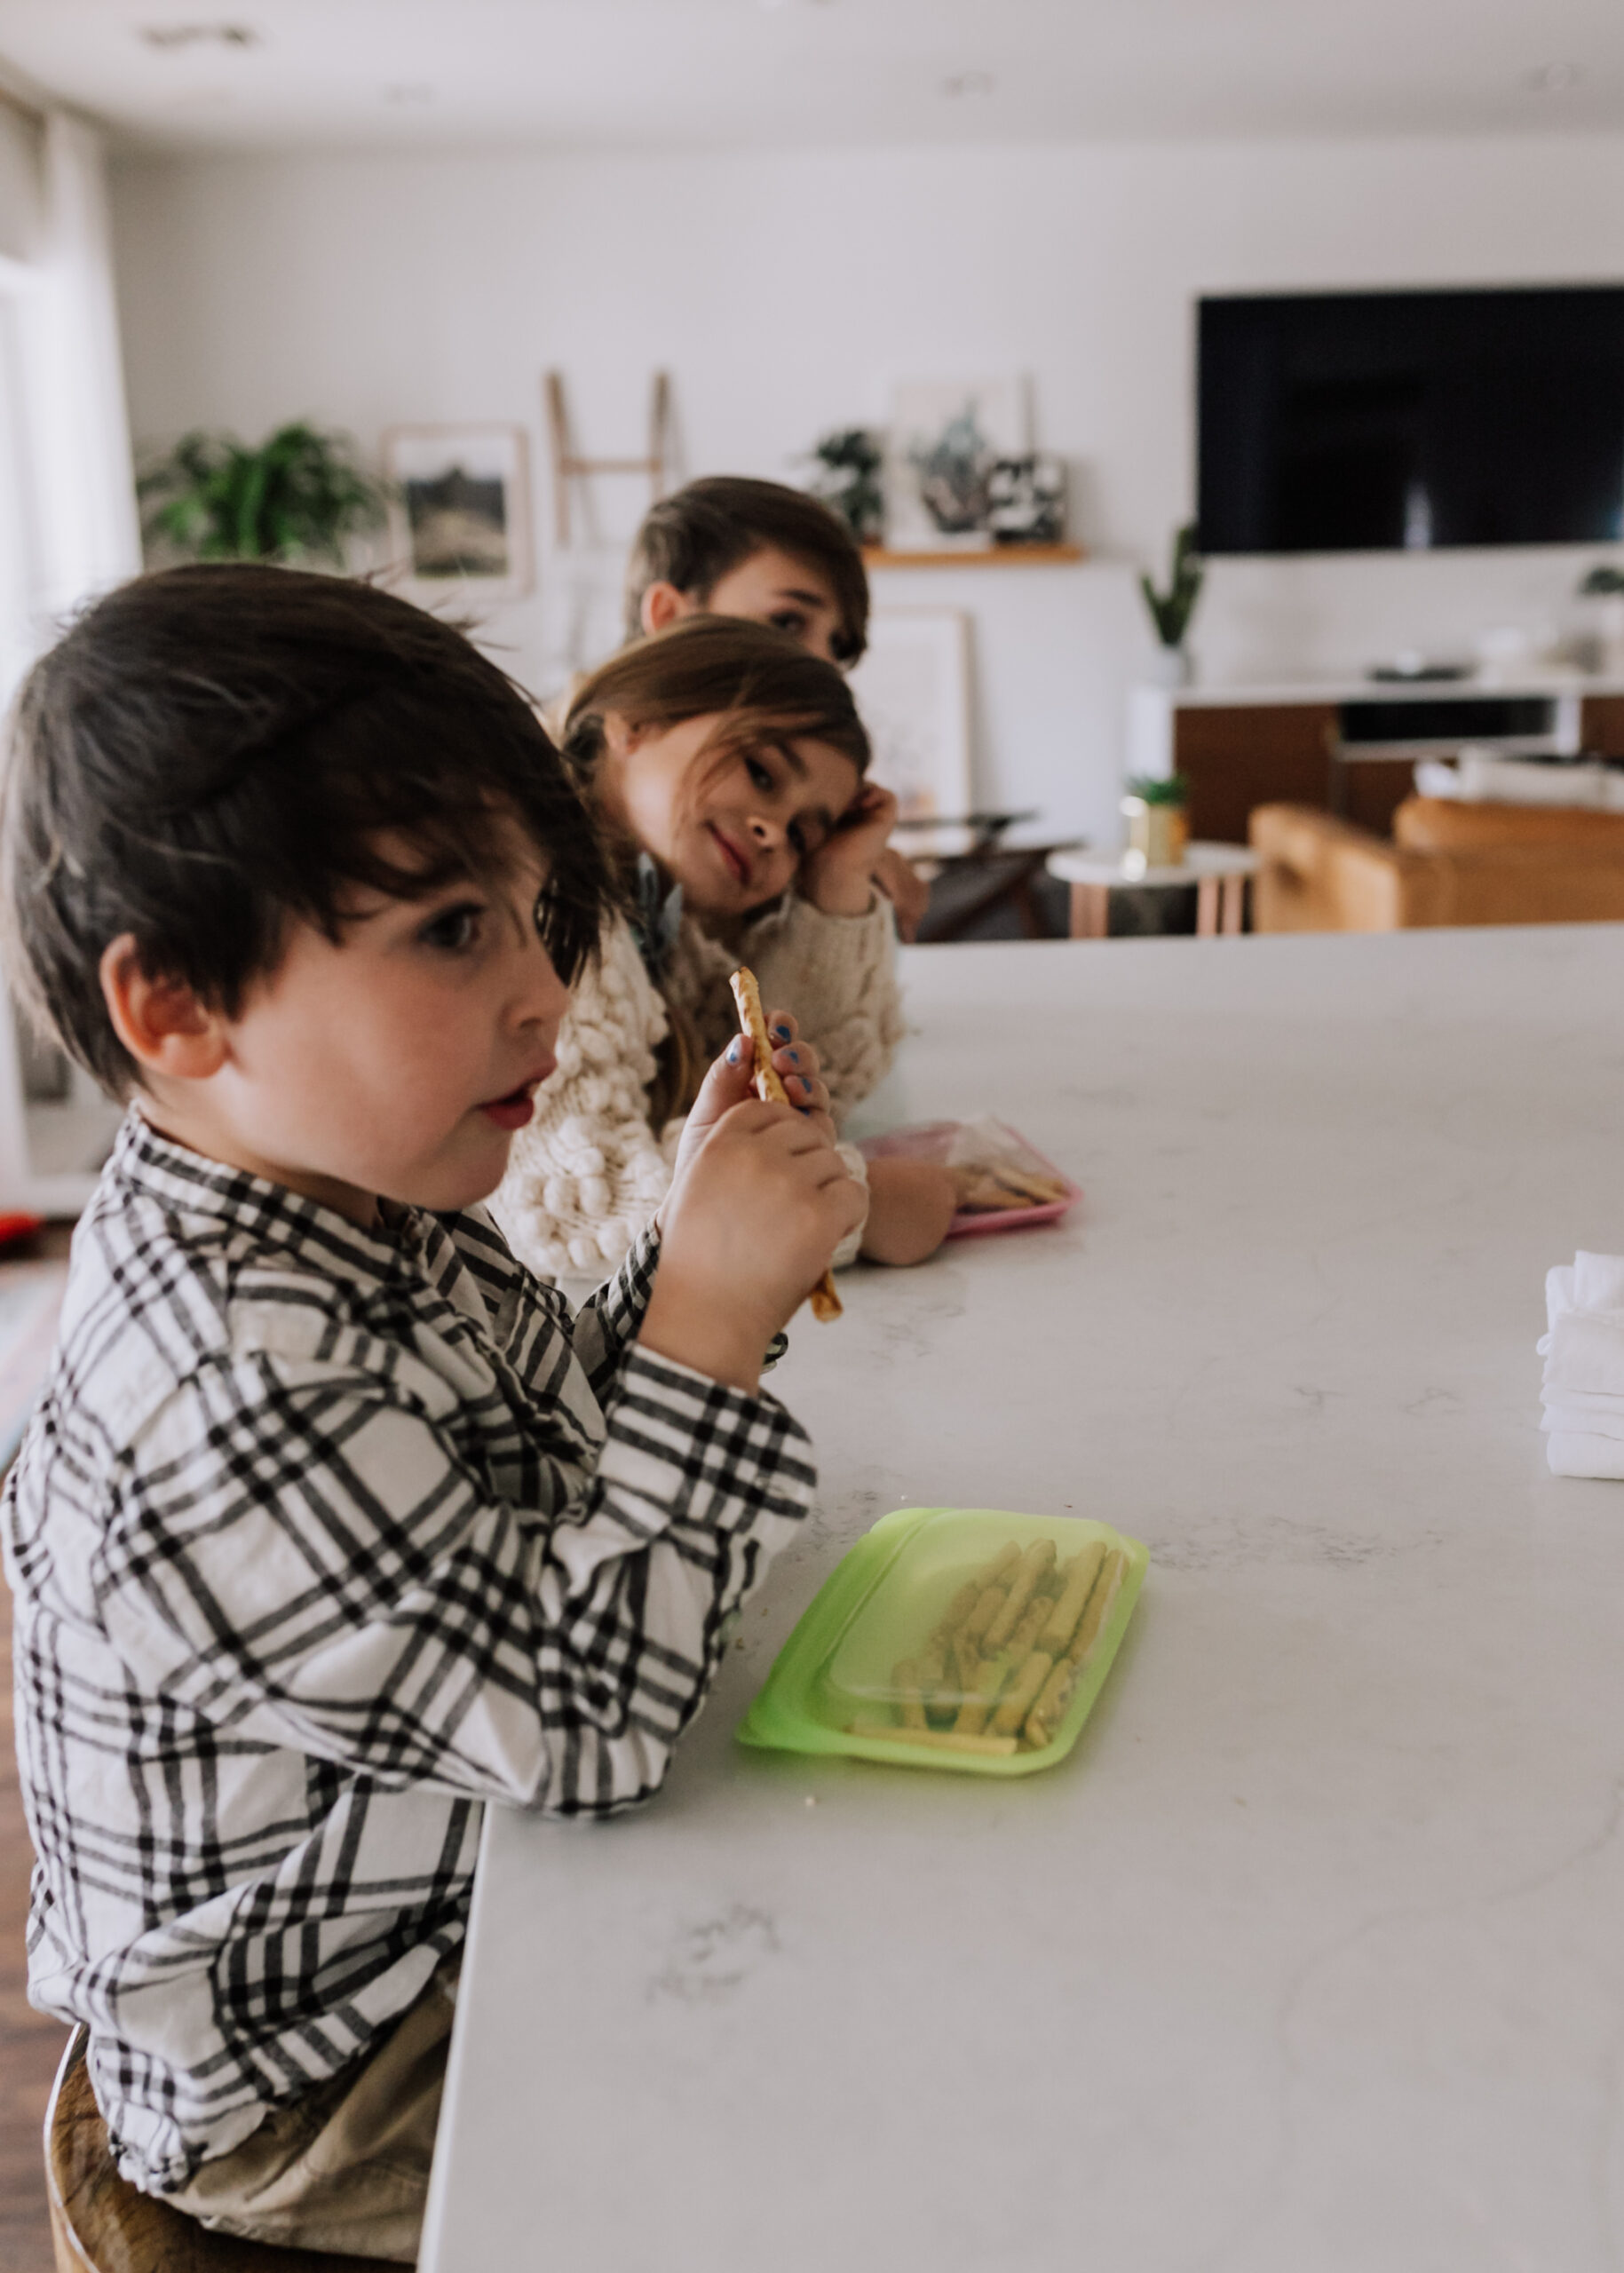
top-left (493, 893), bottom-right (905, 1279)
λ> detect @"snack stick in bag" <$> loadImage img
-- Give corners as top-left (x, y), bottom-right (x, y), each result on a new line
top-left (971, 1541), bottom-right (1022, 1591)
top-left (984, 1539), bottom-right (1057, 1650)
top-left (1040, 1540), bottom-right (1105, 1656)
top-left (1068, 1548), bottom-right (1128, 1667)
top-left (729, 967), bottom-right (841, 1322)
top-left (932, 1581), bottom-right (982, 1643)
top-left (1025, 1548), bottom-right (1129, 1746)
top-left (991, 1648), bottom-right (1055, 1738)
top-left (962, 1584), bottom-right (1008, 1648)
top-left (953, 1651), bottom-right (1014, 1738)
top-left (892, 1659), bottom-right (929, 1730)
top-left (1007, 1593), bottom-right (1051, 1666)
top-left (1023, 1655), bottom-right (1077, 1749)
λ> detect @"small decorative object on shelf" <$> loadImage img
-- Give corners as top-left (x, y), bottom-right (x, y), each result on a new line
top-left (888, 377), bottom-right (1028, 550)
top-left (805, 428), bottom-right (885, 546)
top-left (913, 405), bottom-right (997, 542)
top-left (1576, 562), bottom-right (1624, 674)
top-left (1139, 521), bottom-right (1204, 686)
top-left (1121, 772), bottom-right (1189, 871)
top-left (987, 454), bottom-right (1066, 546)
top-left (139, 422), bottom-right (389, 566)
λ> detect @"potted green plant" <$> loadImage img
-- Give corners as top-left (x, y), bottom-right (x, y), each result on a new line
top-left (139, 420), bottom-right (390, 566)
top-left (804, 428), bottom-right (885, 547)
top-left (1139, 522), bottom-right (1204, 685)
top-left (1121, 772), bottom-right (1189, 869)
top-left (1577, 563), bottom-right (1624, 675)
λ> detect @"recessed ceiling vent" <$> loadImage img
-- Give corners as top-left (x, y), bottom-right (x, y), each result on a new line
top-left (139, 23), bottom-right (260, 50)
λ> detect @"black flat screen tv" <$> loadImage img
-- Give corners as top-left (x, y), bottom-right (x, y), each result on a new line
top-left (1198, 285), bottom-right (1624, 555)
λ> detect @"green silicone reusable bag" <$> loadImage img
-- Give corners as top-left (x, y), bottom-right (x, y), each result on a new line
top-left (737, 1506), bottom-right (1147, 1777)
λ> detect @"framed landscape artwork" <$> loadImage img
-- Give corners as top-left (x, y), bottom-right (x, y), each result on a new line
top-left (848, 610), bottom-right (974, 855)
top-left (383, 425), bottom-right (534, 598)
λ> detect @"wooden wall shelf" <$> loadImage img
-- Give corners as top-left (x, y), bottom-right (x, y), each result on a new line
top-left (861, 543), bottom-right (1086, 568)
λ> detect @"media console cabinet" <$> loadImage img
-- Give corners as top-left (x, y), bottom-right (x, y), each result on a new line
top-left (1127, 677), bottom-right (1624, 843)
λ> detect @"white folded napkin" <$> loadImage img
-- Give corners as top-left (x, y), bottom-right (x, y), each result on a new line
top-left (1539, 1251), bottom-right (1624, 1477)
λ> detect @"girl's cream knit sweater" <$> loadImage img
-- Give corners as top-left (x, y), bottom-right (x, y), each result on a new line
top-left (493, 892), bottom-right (905, 1280)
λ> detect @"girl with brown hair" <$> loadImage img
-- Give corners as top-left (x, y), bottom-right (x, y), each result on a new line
top-left (494, 615), bottom-right (958, 1279)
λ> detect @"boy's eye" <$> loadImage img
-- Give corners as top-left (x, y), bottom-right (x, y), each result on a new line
top-left (744, 756), bottom-right (775, 796)
top-left (419, 901), bottom-right (484, 952)
top-left (767, 610), bottom-right (808, 639)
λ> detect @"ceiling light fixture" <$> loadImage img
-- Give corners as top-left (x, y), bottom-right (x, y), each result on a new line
top-left (139, 23), bottom-right (259, 49)
top-left (1525, 60), bottom-right (1583, 93)
top-left (942, 70), bottom-right (995, 98)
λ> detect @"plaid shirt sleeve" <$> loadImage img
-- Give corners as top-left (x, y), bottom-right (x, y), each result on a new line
top-left (91, 1237), bottom-right (812, 1820)
top-left (566, 1220), bottom-right (664, 1399)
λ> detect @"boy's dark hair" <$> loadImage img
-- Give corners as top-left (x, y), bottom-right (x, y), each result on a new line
top-left (624, 477), bottom-right (870, 663)
top-left (1, 563), bottom-right (610, 1099)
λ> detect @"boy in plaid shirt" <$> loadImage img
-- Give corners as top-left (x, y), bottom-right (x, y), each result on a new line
top-left (0, 566), bottom-right (860, 2259)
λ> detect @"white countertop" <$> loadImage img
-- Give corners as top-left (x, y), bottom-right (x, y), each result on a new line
top-left (423, 924), bottom-right (1624, 2273)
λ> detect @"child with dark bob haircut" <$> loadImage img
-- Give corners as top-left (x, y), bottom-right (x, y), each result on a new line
top-left (0, 564), bottom-right (860, 2259)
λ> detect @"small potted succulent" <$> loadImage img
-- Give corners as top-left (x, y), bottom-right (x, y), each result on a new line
top-left (1139, 522), bottom-right (1204, 685)
top-left (1121, 772), bottom-right (1190, 870)
top-left (1576, 562), bottom-right (1624, 675)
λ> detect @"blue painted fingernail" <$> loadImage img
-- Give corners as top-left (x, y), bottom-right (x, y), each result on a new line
top-left (726, 1038), bottom-right (744, 1064)
top-left (785, 1049), bottom-right (801, 1065)
top-left (772, 1023), bottom-right (791, 1041)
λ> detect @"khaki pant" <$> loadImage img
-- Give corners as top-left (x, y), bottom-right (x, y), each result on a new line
top-left (165, 1959), bottom-right (459, 2262)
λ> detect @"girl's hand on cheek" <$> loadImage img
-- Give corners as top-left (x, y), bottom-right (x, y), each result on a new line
top-left (802, 782), bottom-right (899, 917)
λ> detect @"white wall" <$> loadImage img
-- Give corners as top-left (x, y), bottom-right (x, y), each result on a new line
top-left (109, 132), bottom-right (1624, 847)
top-left (0, 101), bottom-right (42, 263)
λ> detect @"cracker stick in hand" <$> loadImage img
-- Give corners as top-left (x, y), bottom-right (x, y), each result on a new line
top-left (730, 967), bottom-right (842, 1322)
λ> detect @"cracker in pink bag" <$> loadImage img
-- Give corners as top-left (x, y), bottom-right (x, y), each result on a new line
top-left (859, 1117), bottom-right (1081, 1239)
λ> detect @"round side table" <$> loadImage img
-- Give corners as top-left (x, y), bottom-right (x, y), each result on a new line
top-left (1047, 843), bottom-right (1260, 939)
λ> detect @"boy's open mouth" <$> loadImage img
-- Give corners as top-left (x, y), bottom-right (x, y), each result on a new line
top-left (479, 1072), bottom-right (551, 1130)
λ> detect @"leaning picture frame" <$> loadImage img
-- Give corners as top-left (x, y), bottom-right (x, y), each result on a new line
top-left (383, 425), bottom-right (534, 599)
top-left (847, 610), bottom-right (974, 856)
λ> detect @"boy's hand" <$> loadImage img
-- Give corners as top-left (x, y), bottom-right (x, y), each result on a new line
top-left (641, 1097), bottom-right (862, 1393)
top-left (667, 1010), bottom-right (833, 1196)
top-left (802, 782), bottom-right (900, 918)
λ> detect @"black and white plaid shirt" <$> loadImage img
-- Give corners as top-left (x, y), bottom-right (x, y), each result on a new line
top-left (3, 1113), bottom-right (814, 2195)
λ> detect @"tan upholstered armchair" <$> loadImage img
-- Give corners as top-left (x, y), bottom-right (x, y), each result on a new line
top-left (1249, 797), bottom-right (1624, 931)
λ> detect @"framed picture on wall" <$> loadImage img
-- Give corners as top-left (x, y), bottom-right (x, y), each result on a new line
top-left (383, 425), bottom-right (534, 598)
top-left (847, 610), bottom-right (974, 855)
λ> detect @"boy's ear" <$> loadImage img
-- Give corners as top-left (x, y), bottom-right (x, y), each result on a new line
top-left (99, 933), bottom-right (230, 1081)
top-left (599, 709), bottom-right (646, 758)
top-left (639, 581), bottom-right (698, 638)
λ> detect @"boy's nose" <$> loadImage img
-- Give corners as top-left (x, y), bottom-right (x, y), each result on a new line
top-left (519, 941), bottom-right (571, 1025)
top-left (747, 812), bottom-right (783, 848)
